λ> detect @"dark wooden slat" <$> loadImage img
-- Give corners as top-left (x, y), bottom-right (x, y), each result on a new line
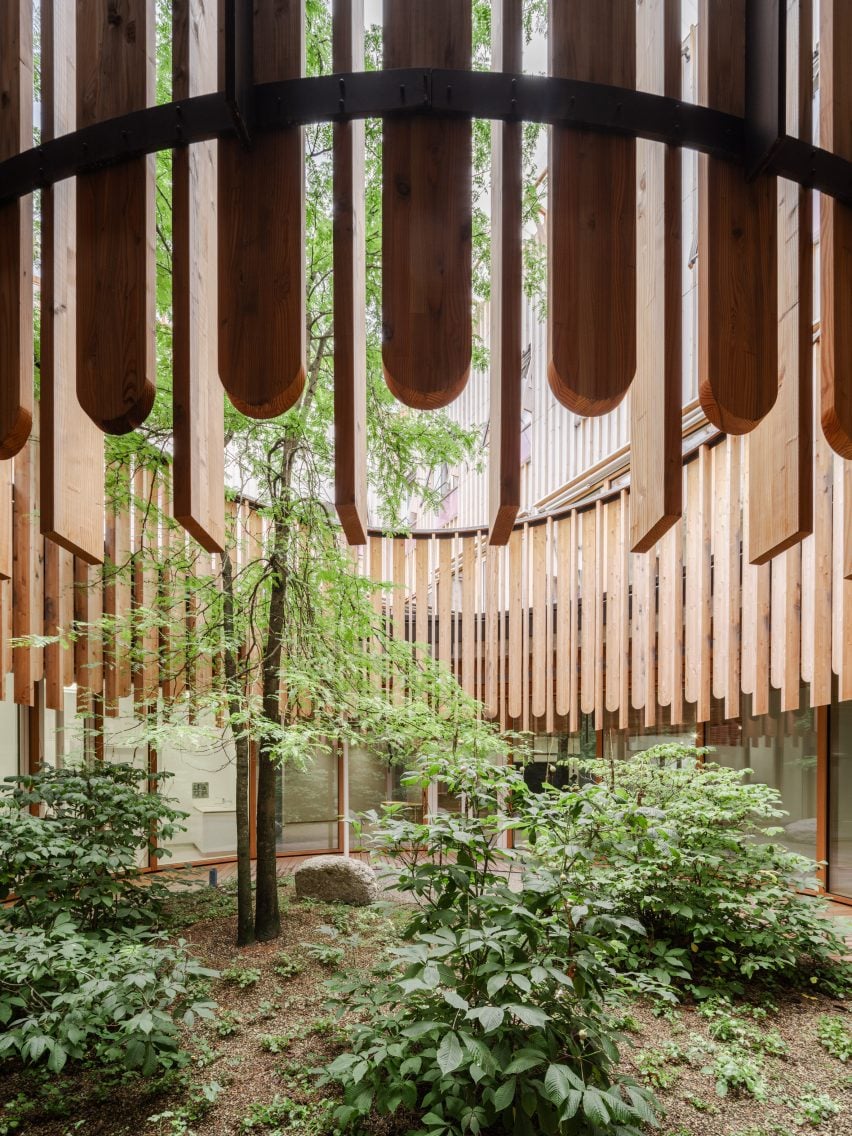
top-left (748, 0), bottom-right (813, 562)
top-left (76, 0), bottom-right (156, 433)
top-left (0, 463), bottom-right (12, 582)
top-left (489, 0), bottom-right (523, 546)
top-left (820, 0), bottom-right (852, 459)
top-left (333, 0), bottom-right (369, 545)
top-left (173, 0), bottom-right (225, 553)
top-left (548, 0), bottom-right (636, 415)
top-left (382, 0), bottom-right (472, 410)
top-left (218, 0), bottom-right (305, 418)
top-left (630, 0), bottom-right (682, 552)
top-left (41, 0), bottom-right (105, 564)
top-left (0, 0), bottom-right (33, 460)
top-left (698, 0), bottom-right (778, 434)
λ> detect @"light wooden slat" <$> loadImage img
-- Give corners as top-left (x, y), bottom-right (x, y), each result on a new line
top-left (76, 0), bottom-right (156, 432)
top-left (631, 549), bottom-right (648, 713)
top-left (530, 524), bottom-right (546, 719)
top-left (0, 0), bottom-right (33, 460)
top-left (485, 541), bottom-right (499, 719)
top-left (41, 0), bottom-right (104, 564)
top-left (74, 556), bottom-right (103, 708)
top-left (392, 536), bottom-right (405, 702)
top-left (594, 502), bottom-right (606, 727)
top-left (670, 511), bottom-right (685, 726)
top-left (838, 462), bottom-right (852, 700)
top-left (684, 458), bottom-right (699, 706)
top-left (631, 0), bottom-right (682, 551)
top-left (438, 537), bottom-right (452, 675)
top-left (13, 411), bottom-right (43, 706)
top-left (604, 498), bottom-right (622, 713)
top-left (548, 0), bottom-right (636, 415)
top-left (489, 0), bottom-right (523, 544)
top-left (618, 491), bottom-right (630, 729)
top-left (368, 534), bottom-right (383, 688)
top-left (507, 528), bottom-right (523, 721)
top-left (218, 1), bottom-right (305, 418)
top-left (697, 445), bottom-right (713, 724)
top-left (415, 535), bottom-right (429, 658)
top-left (712, 442), bottom-right (729, 703)
top-left (43, 539), bottom-right (73, 713)
top-left (748, 0), bottom-right (813, 563)
top-left (133, 466), bottom-right (159, 713)
top-left (698, 0), bottom-right (778, 434)
top-left (0, 464), bottom-right (12, 581)
top-left (0, 580), bottom-right (10, 684)
top-left (521, 526), bottom-right (530, 731)
top-left (752, 558), bottom-right (771, 717)
top-left (545, 520), bottom-right (555, 734)
top-left (333, 0), bottom-right (368, 544)
top-left (846, 462), bottom-right (852, 581)
top-left (724, 439), bottom-right (742, 720)
top-left (555, 517), bottom-right (571, 718)
top-left (820, 0), bottom-right (852, 459)
top-left (580, 509), bottom-right (596, 717)
top-left (811, 414), bottom-right (834, 707)
top-left (645, 547), bottom-right (658, 729)
top-left (657, 519), bottom-right (675, 708)
top-left (499, 542), bottom-right (508, 732)
top-left (173, 0), bottom-right (225, 554)
top-left (462, 537), bottom-right (476, 698)
top-left (782, 544), bottom-right (803, 712)
top-left (382, 1), bottom-right (472, 409)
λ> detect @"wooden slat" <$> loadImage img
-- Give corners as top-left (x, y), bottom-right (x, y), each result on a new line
top-left (846, 461), bottom-right (852, 581)
top-left (618, 491), bottom-right (631, 729)
top-left (548, 1), bottom-right (636, 415)
top-left (392, 536), bottom-right (405, 702)
top-left (594, 502), bottom-right (606, 727)
top-left (520, 526), bottom-right (530, 731)
top-left (0, 464), bottom-right (12, 581)
top-left (604, 498), bottom-right (622, 714)
top-left (724, 439), bottom-right (742, 720)
top-left (104, 469), bottom-right (132, 705)
top-left (41, 0), bottom-right (104, 564)
top-left (0, 0), bottom-right (33, 460)
top-left (580, 509), bottom-right (596, 717)
top-left (811, 413), bottom-right (833, 707)
top-left (698, 0), bottom-right (778, 434)
top-left (507, 528), bottom-right (523, 721)
top-left (218, 1), bottom-right (305, 418)
top-left (631, 0), bottom-right (682, 551)
top-left (630, 548), bottom-right (649, 717)
top-left (133, 466), bottom-right (159, 713)
top-left (369, 534), bottom-right (383, 688)
top-left (838, 462), bottom-right (852, 701)
top-left (820, 0), bottom-right (852, 459)
top-left (76, 0), bottom-right (156, 432)
top-left (13, 411), bottom-right (43, 706)
top-left (489, 0), bottom-right (523, 544)
top-left (438, 537), bottom-right (452, 675)
top-left (684, 458), bottom-right (699, 706)
top-left (382, 1), bottom-right (472, 409)
top-left (485, 541), bottom-right (499, 719)
top-left (415, 535), bottom-right (429, 658)
top-left (173, 0), bottom-right (225, 554)
top-left (462, 537), bottom-right (476, 698)
top-left (782, 545), bottom-right (803, 712)
top-left (657, 518), bottom-right (675, 709)
top-left (43, 540), bottom-right (73, 713)
top-left (748, 0), bottom-right (813, 562)
top-left (531, 523), bottom-right (547, 719)
top-left (697, 445), bottom-right (713, 724)
top-left (711, 443), bottom-right (729, 704)
top-left (74, 556), bottom-right (103, 707)
top-left (555, 517), bottom-right (571, 719)
top-left (545, 520), bottom-right (555, 734)
top-left (333, 0), bottom-right (368, 544)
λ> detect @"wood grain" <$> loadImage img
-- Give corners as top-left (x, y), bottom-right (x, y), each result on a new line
top-left (698, 0), bottom-right (778, 434)
top-left (0, 0), bottom-right (33, 460)
top-left (218, 0), bottom-right (305, 418)
top-left (631, 0), bottom-right (682, 551)
top-left (13, 408), bottom-right (43, 706)
top-left (0, 463), bottom-right (12, 581)
top-left (489, 0), bottom-right (523, 543)
top-left (548, 0), bottom-right (636, 415)
top-left (748, 0), bottom-right (813, 562)
top-left (43, 539), bottom-right (73, 713)
top-left (819, 0), bottom-right (852, 459)
top-left (41, 0), bottom-right (105, 564)
top-left (334, 0), bottom-right (369, 544)
top-left (76, 0), bottom-right (156, 433)
top-left (382, 0), bottom-right (472, 409)
top-left (507, 528), bottom-right (523, 721)
top-left (173, 0), bottom-right (225, 554)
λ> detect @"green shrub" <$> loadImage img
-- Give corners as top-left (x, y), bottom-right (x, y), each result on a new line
top-left (320, 752), bottom-right (656, 1136)
top-left (529, 746), bottom-right (852, 995)
top-left (816, 1015), bottom-right (852, 1062)
top-left (221, 964), bottom-right (262, 989)
top-left (0, 763), bottom-right (187, 932)
top-left (0, 916), bottom-right (216, 1075)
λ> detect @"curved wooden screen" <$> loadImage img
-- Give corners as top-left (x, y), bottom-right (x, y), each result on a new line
top-left (382, 0), bottom-right (472, 410)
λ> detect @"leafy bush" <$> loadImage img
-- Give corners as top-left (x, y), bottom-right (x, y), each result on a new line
top-left (529, 746), bottom-right (852, 995)
top-left (320, 752), bottom-right (655, 1136)
top-left (0, 763), bottom-right (187, 931)
top-left (816, 1015), bottom-right (852, 1062)
top-left (0, 916), bottom-right (216, 1075)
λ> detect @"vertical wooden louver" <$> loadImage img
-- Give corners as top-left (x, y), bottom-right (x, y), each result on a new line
top-left (76, 0), bottom-right (156, 434)
top-left (548, 0), bottom-right (637, 416)
top-left (382, 0), bottom-right (472, 410)
top-left (218, 0), bottom-right (306, 418)
top-left (173, 0), bottom-right (225, 554)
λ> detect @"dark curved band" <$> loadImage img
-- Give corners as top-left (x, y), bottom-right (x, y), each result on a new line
top-left (1, 69), bottom-right (850, 208)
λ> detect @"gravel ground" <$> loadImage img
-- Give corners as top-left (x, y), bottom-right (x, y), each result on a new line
top-left (3, 881), bottom-right (852, 1136)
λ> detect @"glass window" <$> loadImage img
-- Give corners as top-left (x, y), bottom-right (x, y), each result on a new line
top-left (278, 745), bottom-right (339, 853)
top-left (829, 697), bottom-right (852, 899)
top-left (347, 745), bottom-right (388, 849)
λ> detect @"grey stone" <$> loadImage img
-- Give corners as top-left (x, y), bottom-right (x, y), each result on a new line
top-left (294, 855), bottom-right (379, 906)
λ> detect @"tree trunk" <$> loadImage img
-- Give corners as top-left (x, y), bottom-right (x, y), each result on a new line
top-left (254, 516), bottom-right (288, 941)
top-left (222, 551), bottom-right (254, 946)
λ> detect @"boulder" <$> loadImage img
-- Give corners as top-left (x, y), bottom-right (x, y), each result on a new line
top-left (294, 855), bottom-right (378, 906)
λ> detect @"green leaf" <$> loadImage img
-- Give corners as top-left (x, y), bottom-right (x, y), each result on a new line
top-left (436, 1031), bottom-right (464, 1075)
top-left (492, 1077), bottom-right (516, 1112)
top-left (466, 1006), bottom-right (505, 1033)
top-left (507, 1004), bottom-right (550, 1029)
top-left (581, 1088), bottom-right (610, 1127)
top-left (544, 1064), bottom-right (581, 1105)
